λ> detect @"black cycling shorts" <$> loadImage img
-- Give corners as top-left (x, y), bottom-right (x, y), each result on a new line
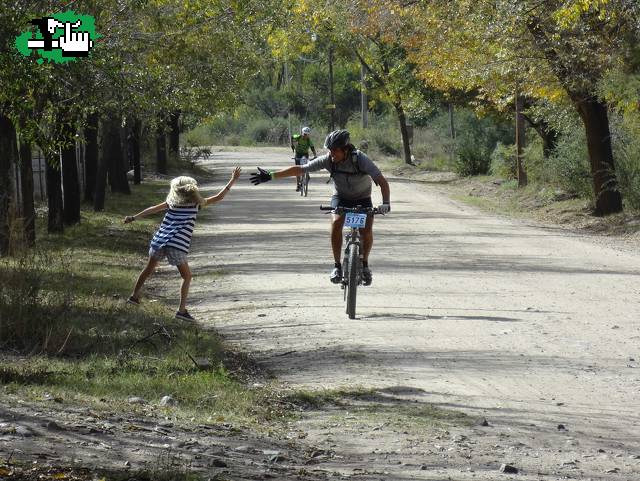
top-left (330, 195), bottom-right (373, 209)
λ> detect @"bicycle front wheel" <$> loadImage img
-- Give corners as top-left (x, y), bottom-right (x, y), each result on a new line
top-left (346, 243), bottom-right (359, 319)
top-left (304, 173), bottom-right (310, 196)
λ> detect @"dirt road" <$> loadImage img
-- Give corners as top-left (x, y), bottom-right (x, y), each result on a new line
top-left (190, 147), bottom-right (640, 480)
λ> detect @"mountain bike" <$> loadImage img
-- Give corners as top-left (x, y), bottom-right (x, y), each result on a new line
top-left (320, 205), bottom-right (380, 319)
top-left (296, 156), bottom-right (311, 197)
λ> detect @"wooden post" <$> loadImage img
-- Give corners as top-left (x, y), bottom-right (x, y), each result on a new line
top-left (328, 47), bottom-right (335, 131)
top-left (448, 103), bottom-right (456, 164)
top-left (361, 63), bottom-right (368, 129)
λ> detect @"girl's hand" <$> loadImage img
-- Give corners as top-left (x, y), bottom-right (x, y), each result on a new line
top-left (124, 215), bottom-right (135, 224)
top-left (230, 166), bottom-right (241, 182)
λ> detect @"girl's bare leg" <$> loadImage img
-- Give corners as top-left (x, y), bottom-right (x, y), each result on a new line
top-left (131, 257), bottom-right (159, 300)
top-left (176, 262), bottom-right (192, 313)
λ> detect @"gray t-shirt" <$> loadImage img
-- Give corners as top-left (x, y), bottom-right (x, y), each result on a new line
top-left (301, 150), bottom-right (382, 200)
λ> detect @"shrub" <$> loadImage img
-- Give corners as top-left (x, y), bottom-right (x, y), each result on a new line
top-left (611, 113), bottom-right (640, 209)
top-left (548, 129), bottom-right (593, 199)
top-left (522, 137), bottom-right (552, 184)
top-left (346, 114), bottom-right (402, 156)
top-left (0, 251), bottom-right (74, 353)
top-left (245, 117), bottom-right (289, 144)
top-left (490, 142), bottom-right (517, 179)
top-left (452, 111), bottom-right (514, 176)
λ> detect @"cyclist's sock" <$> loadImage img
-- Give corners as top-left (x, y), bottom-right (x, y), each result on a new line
top-left (362, 261), bottom-right (369, 268)
top-left (334, 262), bottom-right (342, 269)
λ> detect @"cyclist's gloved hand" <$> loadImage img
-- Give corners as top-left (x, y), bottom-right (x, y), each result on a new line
top-left (378, 203), bottom-right (391, 214)
top-left (250, 167), bottom-right (272, 185)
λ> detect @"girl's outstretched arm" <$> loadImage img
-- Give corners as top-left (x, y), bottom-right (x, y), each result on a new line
top-left (123, 202), bottom-right (168, 223)
top-left (205, 167), bottom-right (241, 205)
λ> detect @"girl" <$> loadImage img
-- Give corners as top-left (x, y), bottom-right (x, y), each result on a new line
top-left (124, 167), bottom-right (241, 321)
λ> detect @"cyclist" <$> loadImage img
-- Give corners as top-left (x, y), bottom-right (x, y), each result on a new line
top-left (291, 126), bottom-right (317, 191)
top-left (251, 129), bottom-right (390, 286)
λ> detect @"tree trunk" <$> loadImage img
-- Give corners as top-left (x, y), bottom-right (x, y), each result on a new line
top-left (0, 114), bottom-right (16, 255)
top-left (84, 112), bottom-right (99, 202)
top-left (156, 121), bottom-right (167, 174)
top-left (105, 116), bottom-right (130, 194)
top-left (328, 47), bottom-right (335, 131)
top-left (130, 118), bottom-right (141, 184)
top-left (18, 138), bottom-right (36, 246)
top-left (575, 98), bottom-right (622, 216)
top-left (168, 111), bottom-right (180, 163)
top-left (44, 149), bottom-right (64, 233)
top-left (515, 92), bottom-right (528, 187)
top-left (361, 63), bottom-right (368, 129)
top-left (394, 101), bottom-right (413, 165)
top-left (94, 118), bottom-right (108, 211)
top-left (448, 103), bottom-right (456, 164)
top-left (60, 113), bottom-right (81, 225)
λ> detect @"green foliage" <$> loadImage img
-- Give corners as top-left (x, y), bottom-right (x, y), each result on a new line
top-left (490, 142), bottom-right (517, 179)
top-left (523, 136), bottom-right (553, 185)
top-left (346, 114), bottom-right (401, 156)
top-left (453, 111), bottom-right (514, 176)
top-left (548, 128), bottom-right (593, 199)
top-left (611, 112), bottom-right (640, 209)
top-left (185, 109), bottom-right (292, 146)
top-left (246, 117), bottom-right (290, 144)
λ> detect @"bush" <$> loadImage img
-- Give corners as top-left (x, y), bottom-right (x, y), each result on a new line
top-left (346, 114), bottom-right (402, 156)
top-left (522, 137), bottom-right (552, 184)
top-left (490, 142), bottom-right (517, 179)
top-left (455, 142), bottom-right (490, 176)
top-left (0, 251), bottom-right (74, 353)
top-left (611, 113), bottom-right (640, 209)
top-left (452, 111), bottom-right (514, 177)
top-left (245, 117), bottom-right (289, 144)
top-left (548, 129), bottom-right (593, 199)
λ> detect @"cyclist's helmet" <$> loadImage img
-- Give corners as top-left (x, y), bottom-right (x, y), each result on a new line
top-left (301, 126), bottom-right (311, 135)
top-left (323, 129), bottom-right (350, 150)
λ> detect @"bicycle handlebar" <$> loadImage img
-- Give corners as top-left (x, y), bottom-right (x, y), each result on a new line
top-left (320, 205), bottom-right (381, 215)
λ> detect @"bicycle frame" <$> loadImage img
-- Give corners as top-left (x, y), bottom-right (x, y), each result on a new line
top-left (295, 156), bottom-right (310, 196)
top-left (320, 205), bottom-right (379, 319)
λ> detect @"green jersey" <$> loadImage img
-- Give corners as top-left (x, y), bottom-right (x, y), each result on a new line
top-left (292, 134), bottom-right (314, 157)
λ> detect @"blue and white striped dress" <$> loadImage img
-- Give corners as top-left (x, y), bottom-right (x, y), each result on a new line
top-left (149, 204), bottom-right (199, 254)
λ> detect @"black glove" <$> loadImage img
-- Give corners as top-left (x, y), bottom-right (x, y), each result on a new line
top-left (250, 167), bottom-right (272, 185)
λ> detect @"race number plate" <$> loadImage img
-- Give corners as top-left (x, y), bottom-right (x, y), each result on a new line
top-left (344, 212), bottom-right (367, 228)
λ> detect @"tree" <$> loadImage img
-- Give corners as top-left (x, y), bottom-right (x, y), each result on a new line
top-left (60, 111), bottom-right (81, 225)
top-left (84, 113), bottom-right (99, 202)
top-left (395, 0), bottom-right (639, 214)
top-left (18, 134), bottom-right (35, 246)
top-left (0, 114), bottom-right (16, 255)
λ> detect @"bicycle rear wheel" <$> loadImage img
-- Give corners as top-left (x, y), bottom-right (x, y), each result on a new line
top-left (346, 243), bottom-right (359, 319)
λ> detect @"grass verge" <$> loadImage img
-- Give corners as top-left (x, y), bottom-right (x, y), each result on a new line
top-left (378, 159), bottom-right (640, 239)
top-left (0, 180), bottom-right (284, 428)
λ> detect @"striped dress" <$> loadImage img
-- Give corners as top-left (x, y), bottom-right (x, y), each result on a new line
top-left (149, 204), bottom-right (199, 254)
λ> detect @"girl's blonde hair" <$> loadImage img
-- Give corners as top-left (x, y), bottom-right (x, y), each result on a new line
top-left (166, 176), bottom-right (205, 208)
